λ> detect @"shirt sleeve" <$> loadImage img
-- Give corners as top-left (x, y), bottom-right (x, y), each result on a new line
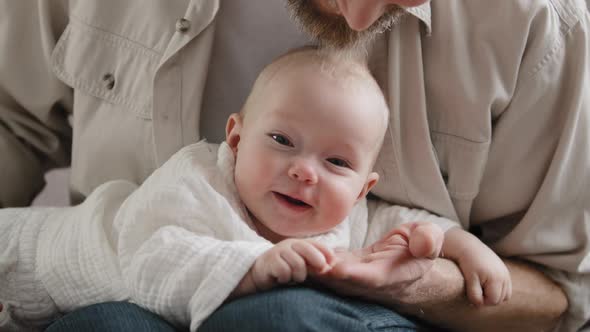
top-left (475, 1), bottom-right (590, 329)
top-left (119, 225), bottom-right (271, 331)
top-left (0, 1), bottom-right (72, 207)
top-left (0, 208), bottom-right (60, 328)
top-left (114, 147), bottom-right (273, 331)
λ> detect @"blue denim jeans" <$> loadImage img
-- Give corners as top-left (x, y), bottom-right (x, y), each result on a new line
top-left (45, 287), bottom-right (431, 332)
top-left (45, 301), bottom-right (177, 332)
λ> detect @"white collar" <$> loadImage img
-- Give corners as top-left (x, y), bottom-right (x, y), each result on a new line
top-left (405, 2), bottom-right (432, 35)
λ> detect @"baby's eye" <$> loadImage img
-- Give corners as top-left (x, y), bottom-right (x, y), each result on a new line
top-left (269, 134), bottom-right (293, 147)
top-left (327, 158), bottom-right (351, 169)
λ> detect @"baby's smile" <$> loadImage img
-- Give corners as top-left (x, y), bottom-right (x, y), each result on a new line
top-left (272, 191), bottom-right (313, 212)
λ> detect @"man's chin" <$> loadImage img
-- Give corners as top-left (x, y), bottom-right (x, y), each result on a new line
top-left (286, 0), bottom-right (406, 51)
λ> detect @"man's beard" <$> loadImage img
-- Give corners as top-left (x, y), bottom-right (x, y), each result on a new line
top-left (286, 0), bottom-right (406, 51)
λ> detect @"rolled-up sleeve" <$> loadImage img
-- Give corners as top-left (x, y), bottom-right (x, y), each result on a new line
top-left (0, 0), bottom-right (72, 207)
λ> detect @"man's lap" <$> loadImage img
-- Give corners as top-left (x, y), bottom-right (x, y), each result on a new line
top-left (45, 287), bottom-right (430, 332)
top-left (44, 301), bottom-right (177, 332)
top-left (201, 286), bottom-right (422, 332)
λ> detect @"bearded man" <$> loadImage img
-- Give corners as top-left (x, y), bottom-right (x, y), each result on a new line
top-left (0, 1), bottom-right (588, 331)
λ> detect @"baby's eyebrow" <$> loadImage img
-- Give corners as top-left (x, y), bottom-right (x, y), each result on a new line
top-left (330, 145), bottom-right (364, 167)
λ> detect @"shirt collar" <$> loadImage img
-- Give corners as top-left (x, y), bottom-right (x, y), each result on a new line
top-left (404, 2), bottom-right (432, 35)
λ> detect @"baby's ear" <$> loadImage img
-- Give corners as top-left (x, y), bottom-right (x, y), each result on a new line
top-left (225, 113), bottom-right (243, 153)
top-left (356, 172), bottom-right (379, 202)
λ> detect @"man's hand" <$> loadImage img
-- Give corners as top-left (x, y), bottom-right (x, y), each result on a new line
top-left (313, 222), bottom-right (443, 303)
top-left (312, 222), bottom-right (567, 332)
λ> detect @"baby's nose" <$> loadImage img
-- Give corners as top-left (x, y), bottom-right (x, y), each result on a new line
top-left (288, 159), bottom-right (318, 184)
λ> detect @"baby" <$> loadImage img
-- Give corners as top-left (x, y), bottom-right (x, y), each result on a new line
top-left (223, 47), bottom-right (415, 295)
top-left (224, 47), bottom-right (510, 306)
top-left (0, 47), bottom-right (509, 332)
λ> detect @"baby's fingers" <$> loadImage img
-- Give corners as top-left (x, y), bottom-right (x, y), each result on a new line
top-left (279, 248), bottom-right (308, 283)
top-left (483, 279), bottom-right (504, 306)
top-left (269, 254), bottom-right (294, 284)
top-left (465, 274), bottom-right (484, 307)
top-left (292, 241), bottom-right (333, 273)
top-left (506, 277), bottom-right (513, 301)
top-left (501, 277), bottom-right (513, 303)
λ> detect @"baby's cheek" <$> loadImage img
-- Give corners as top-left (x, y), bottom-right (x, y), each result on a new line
top-left (238, 151), bottom-right (275, 183)
top-left (234, 161), bottom-right (263, 200)
top-left (322, 185), bottom-right (358, 224)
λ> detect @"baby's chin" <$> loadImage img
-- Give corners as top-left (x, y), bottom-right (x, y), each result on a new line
top-left (251, 208), bottom-right (340, 241)
top-left (262, 223), bottom-right (328, 242)
top-left (272, 225), bottom-right (336, 239)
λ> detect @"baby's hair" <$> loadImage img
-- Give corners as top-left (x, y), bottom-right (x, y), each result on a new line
top-left (241, 46), bottom-right (390, 165)
top-left (242, 45), bottom-right (388, 122)
top-left (249, 45), bottom-right (374, 100)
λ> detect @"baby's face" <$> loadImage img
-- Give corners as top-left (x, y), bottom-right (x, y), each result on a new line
top-left (227, 63), bottom-right (386, 242)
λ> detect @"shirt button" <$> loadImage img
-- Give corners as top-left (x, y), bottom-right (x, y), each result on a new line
top-left (176, 18), bottom-right (190, 33)
top-left (102, 73), bottom-right (115, 90)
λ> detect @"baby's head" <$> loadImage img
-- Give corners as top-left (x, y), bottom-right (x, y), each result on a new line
top-left (225, 47), bottom-right (389, 243)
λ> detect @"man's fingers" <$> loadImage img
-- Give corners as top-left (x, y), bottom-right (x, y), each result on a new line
top-left (329, 249), bottom-right (433, 287)
top-left (372, 222), bottom-right (443, 259)
top-left (362, 249), bottom-right (403, 262)
top-left (328, 258), bottom-right (381, 285)
top-left (377, 227), bottom-right (410, 247)
top-left (372, 234), bottom-right (408, 253)
top-left (409, 223), bottom-right (444, 259)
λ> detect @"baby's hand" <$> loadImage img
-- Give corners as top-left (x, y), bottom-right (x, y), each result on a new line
top-left (251, 239), bottom-right (334, 291)
top-left (444, 228), bottom-right (512, 307)
top-left (459, 244), bottom-right (512, 306)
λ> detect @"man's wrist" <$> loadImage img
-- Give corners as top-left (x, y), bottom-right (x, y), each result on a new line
top-left (395, 258), bottom-right (464, 309)
top-left (392, 258), bottom-right (567, 332)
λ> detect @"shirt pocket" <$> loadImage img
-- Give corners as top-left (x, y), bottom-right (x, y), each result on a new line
top-left (50, 17), bottom-right (160, 120)
top-left (431, 132), bottom-right (490, 201)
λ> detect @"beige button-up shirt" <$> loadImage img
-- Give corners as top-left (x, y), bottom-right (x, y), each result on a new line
top-left (0, 0), bottom-right (588, 330)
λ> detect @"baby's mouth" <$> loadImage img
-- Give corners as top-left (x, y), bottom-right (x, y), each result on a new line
top-left (273, 192), bottom-right (312, 208)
